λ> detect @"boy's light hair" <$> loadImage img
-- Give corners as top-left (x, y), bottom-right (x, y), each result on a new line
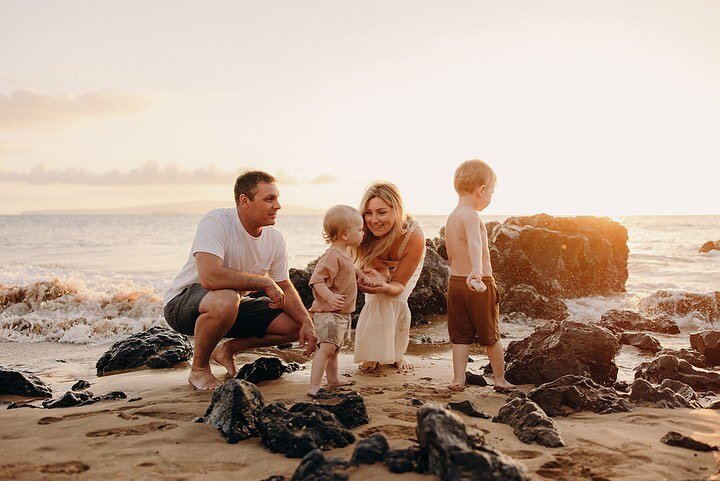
top-left (323, 205), bottom-right (361, 243)
top-left (453, 159), bottom-right (497, 196)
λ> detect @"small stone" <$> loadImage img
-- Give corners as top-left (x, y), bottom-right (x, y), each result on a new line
top-left (447, 400), bottom-right (491, 419)
top-left (465, 371), bottom-right (488, 386)
top-left (235, 357), bottom-right (300, 385)
top-left (661, 431), bottom-right (718, 452)
top-left (493, 396), bottom-right (566, 447)
top-left (71, 380), bottom-right (91, 391)
top-left (351, 433), bottom-right (389, 465)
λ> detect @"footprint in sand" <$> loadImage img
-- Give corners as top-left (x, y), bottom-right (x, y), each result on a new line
top-left (86, 421), bottom-right (176, 437)
top-left (132, 409), bottom-right (197, 421)
top-left (40, 461), bottom-right (90, 475)
top-left (506, 449), bottom-right (544, 460)
top-left (37, 409), bottom-right (113, 425)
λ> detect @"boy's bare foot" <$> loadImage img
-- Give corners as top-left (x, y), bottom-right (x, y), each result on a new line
top-left (188, 368), bottom-right (222, 390)
top-left (492, 378), bottom-right (515, 393)
top-left (395, 357), bottom-right (413, 372)
top-left (359, 362), bottom-right (379, 373)
top-left (448, 382), bottom-right (466, 391)
top-left (307, 385), bottom-right (323, 397)
top-left (210, 342), bottom-right (237, 377)
top-left (327, 380), bottom-right (355, 388)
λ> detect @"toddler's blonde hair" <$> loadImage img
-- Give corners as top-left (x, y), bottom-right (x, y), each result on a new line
top-left (454, 159), bottom-right (497, 196)
top-left (323, 205), bottom-right (361, 243)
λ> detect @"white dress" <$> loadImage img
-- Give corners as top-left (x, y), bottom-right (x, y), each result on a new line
top-left (354, 222), bottom-right (425, 364)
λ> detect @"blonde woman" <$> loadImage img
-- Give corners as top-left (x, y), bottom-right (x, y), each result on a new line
top-left (353, 182), bottom-right (426, 372)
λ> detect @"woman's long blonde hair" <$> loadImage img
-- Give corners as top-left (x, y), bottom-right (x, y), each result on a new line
top-left (354, 182), bottom-right (413, 269)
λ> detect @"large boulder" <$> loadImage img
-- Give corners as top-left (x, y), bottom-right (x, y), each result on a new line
top-left (493, 395), bottom-right (565, 447)
top-left (235, 357), bottom-right (300, 384)
top-left (640, 290), bottom-right (720, 323)
top-left (689, 331), bottom-right (720, 366)
top-left (504, 320), bottom-right (621, 387)
top-left (96, 326), bottom-right (193, 375)
top-left (0, 368), bottom-right (52, 398)
top-left (620, 332), bottom-right (662, 353)
top-left (598, 309), bottom-right (680, 335)
top-left (634, 355), bottom-right (720, 392)
top-left (490, 214), bottom-right (628, 298)
top-left (500, 284), bottom-right (568, 321)
top-left (528, 375), bottom-right (632, 416)
top-left (203, 379), bottom-right (265, 444)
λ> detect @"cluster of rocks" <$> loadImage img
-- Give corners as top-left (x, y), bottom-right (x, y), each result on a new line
top-left (493, 393), bottom-right (565, 448)
top-left (598, 309), bottom-right (680, 335)
top-left (699, 240), bottom-right (720, 254)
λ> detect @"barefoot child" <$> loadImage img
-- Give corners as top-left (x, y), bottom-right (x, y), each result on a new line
top-left (444, 159), bottom-right (514, 392)
top-left (307, 205), bottom-right (365, 396)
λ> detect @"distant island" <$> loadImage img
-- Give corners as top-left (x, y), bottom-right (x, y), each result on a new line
top-left (22, 201), bottom-right (324, 216)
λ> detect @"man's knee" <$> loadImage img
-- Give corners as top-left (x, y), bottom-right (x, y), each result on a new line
top-left (201, 290), bottom-right (241, 320)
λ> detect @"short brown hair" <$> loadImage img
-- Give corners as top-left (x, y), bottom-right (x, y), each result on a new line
top-left (234, 171), bottom-right (276, 203)
top-left (453, 159), bottom-right (496, 196)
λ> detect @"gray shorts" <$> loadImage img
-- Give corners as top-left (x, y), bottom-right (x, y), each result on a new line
top-left (163, 283), bottom-right (283, 339)
top-left (313, 312), bottom-right (352, 347)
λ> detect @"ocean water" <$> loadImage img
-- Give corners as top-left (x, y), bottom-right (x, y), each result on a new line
top-left (0, 214), bottom-right (718, 350)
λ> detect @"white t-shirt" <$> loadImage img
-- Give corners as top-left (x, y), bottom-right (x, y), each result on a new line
top-left (163, 208), bottom-right (289, 306)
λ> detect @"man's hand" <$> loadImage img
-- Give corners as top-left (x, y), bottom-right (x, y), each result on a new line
top-left (298, 321), bottom-right (317, 356)
top-left (264, 279), bottom-right (285, 309)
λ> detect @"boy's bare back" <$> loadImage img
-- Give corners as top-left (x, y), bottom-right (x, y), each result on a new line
top-left (445, 205), bottom-right (493, 277)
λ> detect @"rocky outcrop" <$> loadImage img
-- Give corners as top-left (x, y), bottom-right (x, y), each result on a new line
top-left (640, 290), bottom-right (720, 323)
top-left (629, 379), bottom-right (700, 408)
top-left (500, 284), bottom-right (568, 321)
top-left (490, 214), bottom-right (628, 298)
top-left (258, 403), bottom-right (355, 458)
top-left (290, 390), bottom-right (369, 429)
top-left (493, 396), bottom-right (565, 447)
top-left (689, 331), bottom-right (720, 366)
top-left (528, 375), bottom-right (632, 416)
top-left (0, 368), bottom-right (52, 398)
top-left (599, 309), bottom-right (680, 335)
top-left (417, 405), bottom-right (531, 481)
top-left (634, 355), bottom-right (720, 392)
top-left (351, 433), bottom-right (389, 465)
top-left (699, 240), bottom-right (720, 254)
top-left (656, 348), bottom-right (706, 368)
top-left (620, 332), bottom-right (662, 353)
top-left (661, 432), bottom-right (718, 451)
top-left (96, 326), bottom-right (193, 375)
top-left (203, 379), bottom-right (265, 444)
top-left (504, 320), bottom-right (621, 386)
top-left (235, 357), bottom-right (300, 384)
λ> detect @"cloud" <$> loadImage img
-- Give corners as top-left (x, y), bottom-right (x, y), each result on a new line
top-left (0, 161), bottom-right (339, 186)
top-left (0, 89), bottom-right (156, 129)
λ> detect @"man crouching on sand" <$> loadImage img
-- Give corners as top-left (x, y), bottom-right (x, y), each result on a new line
top-left (163, 170), bottom-right (317, 389)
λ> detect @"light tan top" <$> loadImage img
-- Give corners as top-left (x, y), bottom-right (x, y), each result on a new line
top-left (444, 205), bottom-right (493, 277)
top-left (309, 248), bottom-right (357, 313)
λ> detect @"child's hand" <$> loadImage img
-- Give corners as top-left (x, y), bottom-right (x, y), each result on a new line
top-left (327, 292), bottom-right (346, 310)
top-left (466, 268), bottom-right (483, 291)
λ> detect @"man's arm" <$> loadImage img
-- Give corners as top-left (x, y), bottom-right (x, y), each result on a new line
top-left (196, 252), bottom-right (284, 307)
top-left (277, 279), bottom-right (317, 355)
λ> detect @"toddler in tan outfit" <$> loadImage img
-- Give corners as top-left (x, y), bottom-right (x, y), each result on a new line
top-left (308, 205), bottom-right (366, 396)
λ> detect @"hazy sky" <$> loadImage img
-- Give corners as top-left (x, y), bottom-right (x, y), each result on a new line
top-left (1, 0), bottom-right (718, 215)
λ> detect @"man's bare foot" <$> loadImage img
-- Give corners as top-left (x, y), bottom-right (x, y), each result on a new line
top-left (308, 385), bottom-right (323, 397)
top-left (327, 379), bottom-right (355, 388)
top-left (359, 361), bottom-right (379, 373)
top-left (188, 368), bottom-right (222, 390)
top-left (395, 357), bottom-right (413, 372)
top-left (210, 342), bottom-right (237, 377)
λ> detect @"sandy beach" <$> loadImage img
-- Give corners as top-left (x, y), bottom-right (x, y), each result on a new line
top-left (1, 331), bottom-right (719, 481)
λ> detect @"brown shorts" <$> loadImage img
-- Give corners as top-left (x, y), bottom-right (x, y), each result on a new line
top-left (447, 276), bottom-right (500, 345)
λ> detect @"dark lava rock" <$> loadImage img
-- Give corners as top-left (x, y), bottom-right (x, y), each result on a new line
top-left (690, 331), bottom-right (720, 367)
top-left (204, 379), bottom-right (265, 443)
top-left (629, 379), bottom-right (700, 408)
top-left (447, 400), bottom-right (491, 419)
top-left (700, 240), bottom-right (720, 254)
top-left (504, 320), bottom-right (621, 387)
top-left (103, 391), bottom-right (127, 400)
top-left (634, 355), bottom-right (720, 392)
top-left (235, 357), bottom-right (300, 384)
top-left (0, 368), bottom-right (52, 398)
top-left (620, 332), bottom-right (662, 353)
top-left (466, 371), bottom-right (488, 387)
top-left (384, 446), bottom-right (426, 474)
top-left (501, 284), bottom-right (568, 320)
top-left (96, 326), bottom-right (193, 375)
top-left (493, 395), bottom-right (565, 447)
top-left (641, 290), bottom-right (720, 323)
top-left (528, 374), bottom-right (632, 416)
top-left (290, 390), bottom-right (369, 429)
top-left (71, 380), bottom-right (91, 391)
top-left (659, 379), bottom-right (701, 405)
top-left (291, 449), bottom-right (350, 481)
top-left (42, 391), bottom-right (95, 409)
top-left (417, 404), bottom-right (531, 481)
top-left (351, 433), bottom-right (389, 465)
top-left (599, 309), bottom-right (680, 335)
top-left (490, 214), bottom-right (628, 298)
top-left (657, 348), bottom-right (706, 368)
top-left (661, 431), bottom-right (718, 451)
top-left (258, 403), bottom-right (355, 458)
top-left (613, 381), bottom-right (630, 393)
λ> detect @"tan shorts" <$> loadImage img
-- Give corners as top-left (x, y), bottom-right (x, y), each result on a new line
top-left (313, 312), bottom-right (352, 348)
top-left (447, 276), bottom-right (500, 346)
